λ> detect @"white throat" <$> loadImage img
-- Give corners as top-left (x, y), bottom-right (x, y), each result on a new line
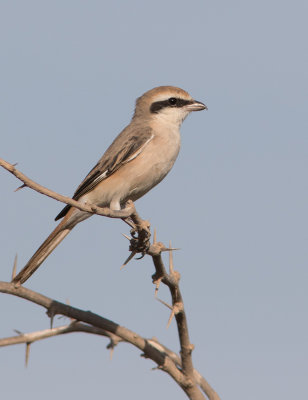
top-left (153, 107), bottom-right (190, 128)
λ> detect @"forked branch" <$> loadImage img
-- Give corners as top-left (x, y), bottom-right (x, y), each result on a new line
top-left (0, 282), bottom-right (219, 400)
top-left (0, 158), bottom-right (220, 400)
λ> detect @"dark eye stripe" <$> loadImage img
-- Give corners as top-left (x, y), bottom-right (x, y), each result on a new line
top-left (150, 98), bottom-right (194, 113)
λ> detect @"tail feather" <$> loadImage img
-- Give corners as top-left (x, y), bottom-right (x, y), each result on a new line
top-left (12, 222), bottom-right (71, 285)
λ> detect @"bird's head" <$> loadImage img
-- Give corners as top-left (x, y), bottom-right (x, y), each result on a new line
top-left (133, 86), bottom-right (207, 127)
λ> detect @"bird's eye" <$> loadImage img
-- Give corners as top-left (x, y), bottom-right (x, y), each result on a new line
top-left (168, 97), bottom-right (177, 106)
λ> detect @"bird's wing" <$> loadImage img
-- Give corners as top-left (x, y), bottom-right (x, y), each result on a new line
top-left (55, 125), bottom-right (154, 220)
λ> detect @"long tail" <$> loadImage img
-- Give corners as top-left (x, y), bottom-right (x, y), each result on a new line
top-left (12, 218), bottom-right (72, 285)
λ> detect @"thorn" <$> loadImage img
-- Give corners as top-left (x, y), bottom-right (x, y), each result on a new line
top-left (153, 228), bottom-right (157, 244)
top-left (109, 347), bottom-right (114, 361)
top-left (156, 297), bottom-right (180, 328)
top-left (25, 343), bottom-right (31, 367)
top-left (11, 254), bottom-right (18, 281)
top-left (14, 329), bottom-right (23, 336)
top-left (156, 297), bottom-right (172, 310)
top-left (14, 183), bottom-right (27, 192)
top-left (161, 247), bottom-right (180, 252)
top-left (154, 278), bottom-right (162, 297)
top-left (121, 233), bottom-right (131, 241)
top-left (120, 251), bottom-right (136, 269)
top-left (166, 308), bottom-right (175, 329)
top-left (169, 241), bottom-right (174, 273)
top-left (166, 302), bottom-right (182, 329)
top-left (12, 162), bottom-right (18, 167)
top-left (50, 313), bottom-right (54, 329)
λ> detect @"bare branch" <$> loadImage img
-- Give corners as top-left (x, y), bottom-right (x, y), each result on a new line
top-left (148, 339), bottom-right (220, 400)
top-left (148, 242), bottom-right (198, 397)
top-left (0, 321), bottom-right (120, 348)
top-left (0, 158), bottom-right (135, 219)
top-left (25, 342), bottom-right (30, 367)
top-left (1, 158), bottom-right (220, 400)
top-left (0, 281), bottom-right (193, 395)
top-left (0, 157), bottom-right (150, 259)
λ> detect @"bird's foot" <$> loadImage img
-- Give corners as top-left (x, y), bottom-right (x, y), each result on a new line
top-left (129, 219), bottom-right (151, 257)
top-left (121, 217), bottom-right (151, 268)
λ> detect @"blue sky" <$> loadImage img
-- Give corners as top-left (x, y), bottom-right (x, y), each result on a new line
top-left (1, 1), bottom-right (307, 399)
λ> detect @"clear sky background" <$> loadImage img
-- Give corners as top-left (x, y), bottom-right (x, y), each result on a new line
top-left (1, 1), bottom-right (307, 399)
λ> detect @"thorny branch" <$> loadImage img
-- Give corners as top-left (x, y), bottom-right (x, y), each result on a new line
top-left (0, 157), bottom-right (151, 254)
top-left (0, 158), bottom-right (135, 219)
top-left (0, 282), bottom-right (218, 400)
top-left (0, 158), bottom-right (220, 400)
top-left (0, 322), bottom-right (117, 348)
top-left (0, 322), bottom-right (121, 365)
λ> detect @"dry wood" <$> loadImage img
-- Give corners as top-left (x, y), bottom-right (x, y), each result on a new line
top-left (0, 158), bottom-right (220, 400)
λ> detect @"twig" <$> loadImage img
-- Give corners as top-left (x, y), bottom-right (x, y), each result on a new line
top-left (148, 241), bottom-right (203, 399)
top-left (1, 157), bottom-right (150, 254)
top-left (1, 159), bottom-right (220, 399)
top-left (0, 281), bottom-right (196, 397)
top-left (148, 339), bottom-right (220, 400)
top-left (0, 158), bottom-right (135, 219)
top-left (0, 321), bottom-right (120, 348)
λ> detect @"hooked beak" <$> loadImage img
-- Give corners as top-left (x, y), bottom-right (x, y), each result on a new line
top-left (185, 100), bottom-right (208, 111)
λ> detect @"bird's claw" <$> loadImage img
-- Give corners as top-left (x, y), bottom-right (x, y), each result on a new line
top-left (128, 234), bottom-right (150, 255)
top-left (128, 221), bottom-right (151, 255)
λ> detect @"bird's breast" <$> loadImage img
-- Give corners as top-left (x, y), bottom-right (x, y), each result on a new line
top-left (123, 127), bottom-right (181, 199)
top-left (83, 127), bottom-right (181, 208)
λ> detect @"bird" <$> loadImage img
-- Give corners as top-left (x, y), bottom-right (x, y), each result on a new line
top-left (12, 86), bottom-right (207, 285)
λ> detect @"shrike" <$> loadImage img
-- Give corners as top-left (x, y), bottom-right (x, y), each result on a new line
top-left (13, 86), bottom-right (207, 285)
